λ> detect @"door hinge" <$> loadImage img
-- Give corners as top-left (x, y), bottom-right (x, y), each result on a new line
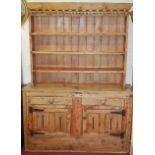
top-left (110, 132), bottom-right (125, 138)
top-left (111, 110), bottom-right (126, 116)
top-left (30, 130), bottom-right (45, 136)
top-left (29, 107), bottom-right (44, 113)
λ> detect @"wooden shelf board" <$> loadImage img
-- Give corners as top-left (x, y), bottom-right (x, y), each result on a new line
top-left (31, 83), bottom-right (124, 91)
top-left (32, 51), bottom-right (125, 55)
top-left (31, 32), bottom-right (126, 36)
top-left (33, 67), bottom-right (124, 73)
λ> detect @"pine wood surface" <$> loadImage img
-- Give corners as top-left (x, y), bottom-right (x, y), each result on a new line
top-left (22, 2), bottom-right (133, 153)
top-left (28, 2), bottom-right (132, 87)
top-left (27, 2), bottom-right (132, 11)
top-left (23, 85), bottom-right (132, 152)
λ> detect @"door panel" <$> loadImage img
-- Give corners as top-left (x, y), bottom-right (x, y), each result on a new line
top-left (109, 114), bottom-right (122, 134)
top-left (55, 113), bottom-right (67, 132)
top-left (86, 113), bottom-right (99, 133)
top-left (29, 106), bottom-right (71, 136)
top-left (83, 108), bottom-right (126, 138)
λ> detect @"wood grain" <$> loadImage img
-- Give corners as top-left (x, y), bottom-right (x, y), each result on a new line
top-left (23, 3), bottom-right (132, 152)
top-left (23, 85), bottom-right (132, 152)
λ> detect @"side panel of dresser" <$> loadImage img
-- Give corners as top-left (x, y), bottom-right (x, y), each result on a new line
top-left (23, 90), bottom-right (28, 150)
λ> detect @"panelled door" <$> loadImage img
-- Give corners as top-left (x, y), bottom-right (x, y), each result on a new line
top-left (83, 108), bottom-right (126, 138)
top-left (81, 96), bottom-right (126, 139)
top-left (28, 105), bottom-right (71, 136)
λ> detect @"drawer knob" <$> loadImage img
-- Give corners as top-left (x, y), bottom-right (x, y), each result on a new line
top-left (49, 99), bottom-right (55, 104)
top-left (101, 99), bottom-right (106, 105)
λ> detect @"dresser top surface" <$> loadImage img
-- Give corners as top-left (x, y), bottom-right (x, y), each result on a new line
top-left (22, 83), bottom-right (132, 96)
top-left (27, 2), bottom-right (133, 11)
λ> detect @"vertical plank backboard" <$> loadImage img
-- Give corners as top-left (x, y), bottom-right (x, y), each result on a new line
top-left (94, 36), bottom-right (101, 52)
top-left (50, 36), bottom-right (57, 51)
top-left (79, 36), bottom-right (86, 51)
top-left (64, 36), bottom-right (72, 51)
top-left (87, 16), bottom-right (95, 33)
top-left (116, 36), bottom-right (125, 52)
top-left (30, 11), bottom-right (129, 86)
top-left (109, 16), bottom-right (117, 33)
top-left (87, 36), bottom-right (94, 51)
top-left (57, 16), bottom-right (64, 33)
top-left (102, 16), bottom-right (109, 32)
top-left (93, 55), bottom-right (100, 68)
top-left (64, 55), bottom-right (72, 68)
top-left (79, 55), bottom-right (86, 68)
top-left (43, 16), bottom-right (49, 32)
top-left (64, 16), bottom-right (71, 33)
top-left (72, 16), bottom-right (79, 33)
top-left (72, 36), bottom-right (79, 52)
top-left (57, 36), bottom-right (64, 51)
top-left (109, 36), bottom-right (116, 52)
top-left (101, 36), bottom-right (109, 51)
top-left (49, 16), bottom-right (57, 32)
top-left (117, 16), bottom-right (125, 33)
top-left (79, 16), bottom-right (87, 33)
top-left (95, 16), bottom-right (102, 33)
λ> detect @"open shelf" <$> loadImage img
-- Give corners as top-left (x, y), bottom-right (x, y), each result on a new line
top-left (33, 71), bottom-right (123, 85)
top-left (32, 54), bottom-right (124, 70)
top-left (32, 51), bottom-right (125, 55)
top-left (30, 10), bottom-right (128, 87)
top-left (32, 83), bottom-right (124, 91)
top-left (31, 32), bottom-right (126, 36)
top-left (32, 35), bottom-right (125, 52)
top-left (33, 68), bottom-right (124, 73)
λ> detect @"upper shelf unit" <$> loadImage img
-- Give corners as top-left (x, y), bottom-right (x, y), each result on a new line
top-left (28, 2), bottom-right (132, 88)
top-left (31, 16), bottom-right (126, 35)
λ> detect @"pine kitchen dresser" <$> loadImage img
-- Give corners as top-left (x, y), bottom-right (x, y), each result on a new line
top-left (22, 2), bottom-right (133, 153)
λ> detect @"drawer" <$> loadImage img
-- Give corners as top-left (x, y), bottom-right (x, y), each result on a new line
top-left (30, 96), bottom-right (72, 105)
top-left (82, 97), bottom-right (125, 107)
top-left (105, 98), bottom-right (125, 107)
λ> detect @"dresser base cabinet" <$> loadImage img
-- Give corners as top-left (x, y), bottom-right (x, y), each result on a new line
top-left (22, 85), bottom-right (132, 153)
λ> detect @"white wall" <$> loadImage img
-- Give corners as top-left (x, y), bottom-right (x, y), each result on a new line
top-left (21, 0), bottom-right (133, 85)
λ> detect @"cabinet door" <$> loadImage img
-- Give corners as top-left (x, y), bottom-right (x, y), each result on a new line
top-left (83, 108), bottom-right (126, 138)
top-left (28, 105), bottom-right (71, 136)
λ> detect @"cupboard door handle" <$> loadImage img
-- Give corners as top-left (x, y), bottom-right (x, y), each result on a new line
top-left (29, 107), bottom-right (44, 113)
top-left (111, 110), bottom-right (126, 116)
top-left (110, 132), bottom-right (125, 138)
top-left (30, 130), bottom-right (45, 136)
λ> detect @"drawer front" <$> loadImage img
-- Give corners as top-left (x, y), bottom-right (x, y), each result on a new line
top-left (82, 97), bottom-right (125, 108)
top-left (30, 96), bottom-right (72, 105)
